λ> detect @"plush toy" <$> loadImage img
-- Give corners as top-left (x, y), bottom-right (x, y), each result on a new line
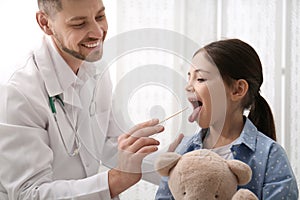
top-left (155, 149), bottom-right (258, 200)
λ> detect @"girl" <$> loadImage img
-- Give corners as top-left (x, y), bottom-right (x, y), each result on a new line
top-left (155, 39), bottom-right (298, 199)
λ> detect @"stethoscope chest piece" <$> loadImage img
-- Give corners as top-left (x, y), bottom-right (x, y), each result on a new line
top-left (89, 101), bottom-right (96, 116)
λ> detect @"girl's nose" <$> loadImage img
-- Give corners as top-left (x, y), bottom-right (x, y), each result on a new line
top-left (185, 84), bottom-right (195, 92)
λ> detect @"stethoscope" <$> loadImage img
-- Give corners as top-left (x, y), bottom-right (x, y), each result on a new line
top-left (48, 93), bottom-right (104, 162)
top-left (33, 53), bottom-right (101, 159)
top-left (49, 95), bottom-right (82, 157)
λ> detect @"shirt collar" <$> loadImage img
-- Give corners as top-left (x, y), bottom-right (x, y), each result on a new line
top-left (47, 37), bottom-right (84, 108)
top-left (232, 117), bottom-right (257, 152)
top-left (47, 37), bottom-right (78, 95)
top-left (197, 118), bottom-right (257, 152)
top-left (34, 36), bottom-right (98, 108)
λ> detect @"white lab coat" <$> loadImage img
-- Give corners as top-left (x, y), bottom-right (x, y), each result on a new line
top-left (0, 37), bottom-right (124, 200)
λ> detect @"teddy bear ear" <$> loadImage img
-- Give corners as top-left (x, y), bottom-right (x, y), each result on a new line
top-left (154, 152), bottom-right (181, 176)
top-left (226, 160), bottom-right (252, 185)
top-left (232, 188), bottom-right (258, 200)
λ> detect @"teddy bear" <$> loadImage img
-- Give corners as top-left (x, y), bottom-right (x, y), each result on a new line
top-left (155, 149), bottom-right (258, 200)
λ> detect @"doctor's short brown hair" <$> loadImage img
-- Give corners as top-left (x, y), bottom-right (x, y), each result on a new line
top-left (37, 0), bottom-right (62, 16)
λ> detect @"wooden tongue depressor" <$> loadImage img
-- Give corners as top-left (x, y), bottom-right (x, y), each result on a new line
top-left (159, 107), bottom-right (189, 124)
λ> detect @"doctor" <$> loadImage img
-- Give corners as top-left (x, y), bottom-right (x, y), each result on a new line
top-left (0, 0), bottom-right (169, 199)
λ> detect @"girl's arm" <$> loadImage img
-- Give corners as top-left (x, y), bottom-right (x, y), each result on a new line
top-left (262, 143), bottom-right (298, 199)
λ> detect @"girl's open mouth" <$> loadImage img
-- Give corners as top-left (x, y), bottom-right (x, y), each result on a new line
top-left (188, 96), bottom-right (203, 122)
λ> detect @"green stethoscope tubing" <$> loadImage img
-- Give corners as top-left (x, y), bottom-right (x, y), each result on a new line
top-left (49, 95), bottom-right (63, 114)
top-left (49, 95), bottom-right (81, 157)
top-left (33, 53), bottom-right (102, 161)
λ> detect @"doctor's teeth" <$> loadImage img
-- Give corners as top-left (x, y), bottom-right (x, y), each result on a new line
top-left (84, 42), bottom-right (100, 48)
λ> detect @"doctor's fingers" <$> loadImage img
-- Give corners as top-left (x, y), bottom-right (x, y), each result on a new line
top-left (119, 136), bottom-right (160, 154)
top-left (118, 125), bottom-right (164, 146)
top-left (132, 125), bottom-right (164, 138)
top-left (127, 118), bottom-right (160, 135)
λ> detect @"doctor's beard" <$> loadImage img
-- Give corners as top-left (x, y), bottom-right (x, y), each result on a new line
top-left (53, 33), bottom-right (104, 62)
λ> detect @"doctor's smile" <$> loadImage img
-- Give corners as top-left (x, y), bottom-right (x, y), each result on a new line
top-left (81, 40), bottom-right (102, 48)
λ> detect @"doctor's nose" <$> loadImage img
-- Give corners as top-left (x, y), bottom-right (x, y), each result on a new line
top-left (88, 19), bottom-right (108, 39)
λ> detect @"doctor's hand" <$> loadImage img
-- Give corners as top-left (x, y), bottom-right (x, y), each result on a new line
top-left (108, 118), bottom-right (164, 198)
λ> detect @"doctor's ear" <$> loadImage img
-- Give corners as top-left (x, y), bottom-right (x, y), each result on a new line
top-left (36, 11), bottom-right (53, 35)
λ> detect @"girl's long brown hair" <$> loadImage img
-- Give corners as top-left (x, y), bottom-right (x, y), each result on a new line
top-left (200, 39), bottom-right (276, 141)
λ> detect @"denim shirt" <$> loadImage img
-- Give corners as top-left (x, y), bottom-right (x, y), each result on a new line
top-left (155, 118), bottom-right (299, 200)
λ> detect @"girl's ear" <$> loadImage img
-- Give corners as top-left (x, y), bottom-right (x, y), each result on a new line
top-left (231, 79), bottom-right (248, 101)
top-left (36, 11), bottom-right (53, 35)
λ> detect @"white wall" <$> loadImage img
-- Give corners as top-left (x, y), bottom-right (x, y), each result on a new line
top-left (0, 1), bottom-right (41, 84)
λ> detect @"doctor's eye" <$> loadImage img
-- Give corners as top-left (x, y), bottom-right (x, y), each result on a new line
top-left (71, 23), bottom-right (85, 29)
top-left (183, 192), bottom-right (186, 195)
top-left (96, 14), bottom-right (106, 21)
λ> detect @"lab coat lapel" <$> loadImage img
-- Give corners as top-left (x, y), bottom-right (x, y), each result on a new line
top-left (34, 37), bottom-right (77, 154)
top-left (34, 37), bottom-right (63, 97)
top-left (35, 36), bottom-right (81, 107)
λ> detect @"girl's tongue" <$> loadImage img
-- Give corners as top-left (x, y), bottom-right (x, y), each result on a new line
top-left (186, 92), bottom-right (202, 123)
top-left (188, 106), bottom-right (201, 122)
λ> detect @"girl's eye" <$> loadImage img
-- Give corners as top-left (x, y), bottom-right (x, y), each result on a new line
top-left (197, 78), bottom-right (207, 82)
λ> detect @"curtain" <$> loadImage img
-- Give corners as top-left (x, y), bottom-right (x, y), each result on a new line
top-left (286, 0), bottom-right (300, 186)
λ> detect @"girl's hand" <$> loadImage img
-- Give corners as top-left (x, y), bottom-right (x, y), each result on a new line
top-left (168, 133), bottom-right (184, 152)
